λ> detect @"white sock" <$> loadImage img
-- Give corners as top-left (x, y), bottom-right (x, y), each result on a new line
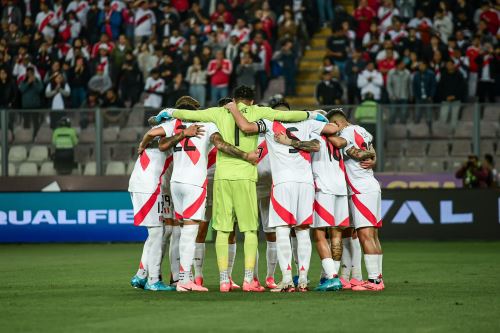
top-left (178, 224), bottom-right (199, 284)
top-left (291, 236), bottom-right (298, 271)
top-left (220, 270), bottom-right (229, 284)
top-left (169, 225), bottom-right (181, 282)
top-left (266, 241), bottom-right (277, 279)
top-left (364, 254), bottom-right (380, 281)
top-left (162, 225), bottom-right (173, 259)
top-left (228, 243), bottom-right (237, 278)
top-left (351, 237), bottom-right (363, 280)
top-left (254, 247), bottom-right (259, 280)
top-left (321, 258), bottom-right (336, 279)
top-left (379, 254), bottom-right (383, 278)
top-left (146, 226), bottom-right (164, 284)
top-left (295, 229), bottom-right (311, 284)
top-left (333, 260), bottom-right (341, 276)
top-left (136, 236), bottom-right (150, 279)
top-left (245, 269), bottom-right (254, 283)
top-left (276, 227), bottom-right (293, 283)
top-left (340, 237), bottom-right (352, 280)
top-left (193, 242), bottom-right (205, 279)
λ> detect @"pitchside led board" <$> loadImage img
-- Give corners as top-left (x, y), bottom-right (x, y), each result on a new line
top-left (0, 190), bottom-right (499, 243)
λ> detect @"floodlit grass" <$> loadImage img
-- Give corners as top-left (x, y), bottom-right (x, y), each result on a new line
top-left (0, 242), bottom-right (499, 332)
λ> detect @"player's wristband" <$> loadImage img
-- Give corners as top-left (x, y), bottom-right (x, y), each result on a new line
top-left (254, 119), bottom-right (267, 133)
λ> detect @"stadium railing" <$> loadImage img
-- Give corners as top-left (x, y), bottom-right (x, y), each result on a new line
top-left (0, 103), bottom-right (498, 176)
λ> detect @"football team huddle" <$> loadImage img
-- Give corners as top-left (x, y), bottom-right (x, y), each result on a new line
top-left (128, 85), bottom-right (384, 293)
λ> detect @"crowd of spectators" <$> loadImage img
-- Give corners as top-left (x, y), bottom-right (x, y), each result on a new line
top-left (0, 0), bottom-right (319, 131)
top-left (317, 0), bottom-right (499, 126)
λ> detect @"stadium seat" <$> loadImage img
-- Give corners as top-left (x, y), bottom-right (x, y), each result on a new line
top-left (17, 162), bottom-right (38, 176)
top-left (118, 127), bottom-right (139, 142)
top-left (13, 127), bottom-right (34, 144)
top-left (75, 145), bottom-right (93, 164)
top-left (27, 145), bottom-right (49, 162)
top-left (427, 141), bottom-right (450, 157)
top-left (103, 127), bottom-right (119, 142)
top-left (405, 140), bottom-right (427, 157)
top-left (483, 106), bottom-right (499, 122)
top-left (385, 140), bottom-right (405, 157)
top-left (112, 144), bottom-right (134, 162)
top-left (383, 158), bottom-right (399, 172)
top-left (126, 108), bottom-right (145, 127)
top-left (8, 146), bottom-right (28, 162)
top-left (454, 121), bottom-right (473, 139)
top-left (430, 122), bottom-right (453, 139)
top-left (105, 161), bottom-right (126, 175)
top-left (126, 161), bottom-right (135, 175)
top-left (460, 105), bottom-right (475, 121)
top-left (480, 140), bottom-right (496, 155)
top-left (401, 158), bottom-right (423, 172)
top-left (83, 162), bottom-right (96, 176)
top-left (80, 128), bottom-right (96, 143)
top-left (408, 123), bottom-right (430, 139)
top-left (480, 121), bottom-right (498, 139)
top-left (386, 124), bottom-right (407, 139)
top-left (0, 162), bottom-right (15, 176)
top-left (447, 158), bottom-right (464, 172)
top-left (34, 127), bottom-right (52, 144)
top-left (450, 141), bottom-right (472, 157)
top-left (422, 159), bottom-right (446, 173)
top-left (0, 129), bottom-right (14, 143)
top-left (39, 162), bottom-right (57, 176)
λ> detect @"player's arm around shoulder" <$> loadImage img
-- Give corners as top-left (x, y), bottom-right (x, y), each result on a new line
top-left (209, 132), bottom-right (260, 165)
top-left (158, 123), bottom-right (205, 152)
top-left (169, 107), bottom-right (221, 123)
top-left (226, 101), bottom-right (260, 134)
top-left (273, 131), bottom-right (321, 153)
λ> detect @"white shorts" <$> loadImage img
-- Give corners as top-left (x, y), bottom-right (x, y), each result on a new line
top-left (161, 193), bottom-right (174, 219)
top-left (171, 182), bottom-right (207, 221)
top-left (130, 192), bottom-right (164, 227)
top-left (349, 192), bottom-right (382, 229)
top-left (258, 196), bottom-right (274, 233)
top-left (313, 192), bottom-right (350, 228)
top-left (269, 183), bottom-right (314, 228)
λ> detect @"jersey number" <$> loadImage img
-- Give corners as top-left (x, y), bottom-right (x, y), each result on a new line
top-left (174, 125), bottom-right (196, 152)
top-left (286, 127), bottom-right (299, 154)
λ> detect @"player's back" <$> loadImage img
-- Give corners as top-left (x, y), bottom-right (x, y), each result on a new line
top-left (168, 119), bottom-right (218, 187)
top-left (312, 134), bottom-right (347, 195)
top-left (340, 124), bottom-right (380, 194)
top-left (263, 119), bottom-right (325, 186)
top-left (128, 131), bottom-right (171, 193)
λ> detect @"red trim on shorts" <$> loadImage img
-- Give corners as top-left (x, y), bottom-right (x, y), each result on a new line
top-left (134, 156), bottom-right (173, 226)
top-left (339, 216), bottom-right (350, 227)
top-left (301, 214), bottom-right (313, 225)
top-left (314, 200), bottom-right (335, 226)
top-left (182, 179), bottom-right (208, 219)
top-left (351, 194), bottom-right (379, 227)
top-left (270, 185), bottom-right (297, 225)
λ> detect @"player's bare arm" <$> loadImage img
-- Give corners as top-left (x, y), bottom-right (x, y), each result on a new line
top-left (360, 147), bottom-right (377, 169)
top-left (138, 124), bottom-right (204, 154)
top-left (210, 132), bottom-right (259, 165)
top-left (346, 146), bottom-right (376, 161)
top-left (273, 132), bottom-right (320, 152)
top-left (327, 136), bottom-right (348, 149)
top-left (225, 101), bottom-right (260, 134)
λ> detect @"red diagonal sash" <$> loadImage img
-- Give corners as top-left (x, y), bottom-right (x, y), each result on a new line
top-left (272, 121), bottom-right (311, 163)
top-left (257, 140), bottom-right (268, 163)
top-left (136, 13), bottom-right (150, 27)
top-left (174, 119), bottom-right (201, 165)
top-left (207, 147), bottom-right (217, 169)
top-left (39, 12), bottom-right (54, 32)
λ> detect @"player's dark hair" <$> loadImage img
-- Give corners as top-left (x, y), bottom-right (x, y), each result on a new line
top-left (270, 100), bottom-right (290, 110)
top-left (233, 85), bottom-right (255, 101)
top-left (326, 108), bottom-right (347, 121)
top-left (218, 97), bottom-right (233, 107)
top-left (175, 96), bottom-right (200, 110)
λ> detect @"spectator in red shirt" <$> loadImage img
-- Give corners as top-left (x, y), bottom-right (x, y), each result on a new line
top-left (377, 48), bottom-right (397, 85)
top-left (354, 0), bottom-right (376, 41)
top-left (210, 3), bottom-right (234, 25)
top-left (207, 49), bottom-right (232, 105)
top-left (466, 35), bottom-right (481, 98)
top-left (479, 1), bottom-right (499, 35)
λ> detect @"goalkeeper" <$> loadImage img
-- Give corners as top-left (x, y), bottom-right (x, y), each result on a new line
top-left (155, 85), bottom-right (327, 292)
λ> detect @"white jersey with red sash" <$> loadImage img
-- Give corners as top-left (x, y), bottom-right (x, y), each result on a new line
top-left (67, 1), bottom-right (89, 25)
top-left (36, 10), bottom-right (58, 38)
top-left (378, 6), bottom-right (399, 31)
top-left (162, 120), bottom-right (219, 221)
top-left (134, 8), bottom-right (156, 37)
top-left (339, 124), bottom-right (382, 229)
top-left (129, 123), bottom-right (175, 226)
top-left (54, 4), bottom-right (64, 23)
top-left (143, 77), bottom-right (165, 108)
top-left (260, 119), bottom-right (326, 227)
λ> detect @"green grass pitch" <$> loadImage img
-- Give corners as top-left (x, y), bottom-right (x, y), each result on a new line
top-left (1, 241), bottom-right (499, 332)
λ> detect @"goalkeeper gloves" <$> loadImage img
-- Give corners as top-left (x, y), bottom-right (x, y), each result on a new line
top-left (154, 108), bottom-right (175, 124)
top-left (308, 110), bottom-right (328, 123)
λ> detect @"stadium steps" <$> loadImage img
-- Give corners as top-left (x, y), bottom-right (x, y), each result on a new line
top-left (288, 27), bottom-right (331, 108)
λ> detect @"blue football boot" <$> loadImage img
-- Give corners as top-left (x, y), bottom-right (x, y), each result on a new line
top-left (144, 280), bottom-right (176, 291)
top-left (314, 277), bottom-right (343, 292)
top-left (319, 277), bottom-right (328, 285)
top-left (130, 275), bottom-right (147, 289)
top-left (293, 275), bottom-right (299, 287)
